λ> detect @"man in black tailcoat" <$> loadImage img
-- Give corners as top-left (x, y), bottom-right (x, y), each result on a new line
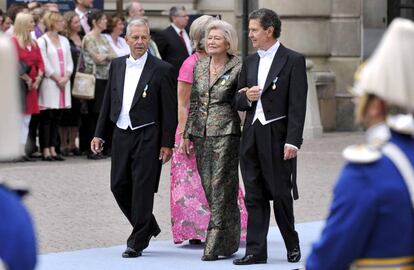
top-left (91, 18), bottom-right (177, 258)
top-left (233, 8), bottom-right (308, 265)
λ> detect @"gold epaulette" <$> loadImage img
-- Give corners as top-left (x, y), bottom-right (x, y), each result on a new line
top-left (342, 144), bottom-right (382, 163)
top-left (352, 255), bottom-right (414, 269)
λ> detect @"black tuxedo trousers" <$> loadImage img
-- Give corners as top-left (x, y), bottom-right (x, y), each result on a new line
top-left (240, 120), bottom-right (299, 257)
top-left (110, 125), bottom-right (161, 251)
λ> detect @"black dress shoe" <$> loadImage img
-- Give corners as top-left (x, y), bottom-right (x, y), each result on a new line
top-left (72, 148), bottom-right (82, 156)
top-left (87, 153), bottom-right (104, 160)
top-left (233, 255), bottom-right (267, 265)
top-left (52, 155), bottom-right (65, 161)
top-left (287, 245), bottom-right (301, 263)
top-left (22, 155), bottom-right (36, 162)
top-left (201, 254), bottom-right (218, 261)
top-left (42, 155), bottom-right (54, 161)
top-left (122, 247), bottom-right (142, 258)
top-left (142, 227), bottom-right (161, 250)
top-left (189, 239), bottom-right (202, 245)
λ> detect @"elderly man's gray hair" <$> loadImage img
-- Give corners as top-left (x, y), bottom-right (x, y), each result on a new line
top-left (126, 18), bottom-right (149, 36)
top-left (169, 6), bottom-right (186, 22)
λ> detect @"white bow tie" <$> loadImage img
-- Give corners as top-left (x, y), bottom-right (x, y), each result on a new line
top-left (257, 49), bottom-right (273, 59)
top-left (126, 58), bottom-right (144, 69)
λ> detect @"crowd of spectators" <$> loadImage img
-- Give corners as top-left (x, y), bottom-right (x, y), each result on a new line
top-left (0, 1), bottom-right (162, 162)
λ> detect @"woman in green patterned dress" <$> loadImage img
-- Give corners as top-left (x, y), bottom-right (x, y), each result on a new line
top-left (182, 20), bottom-right (243, 261)
top-left (81, 10), bottom-right (117, 159)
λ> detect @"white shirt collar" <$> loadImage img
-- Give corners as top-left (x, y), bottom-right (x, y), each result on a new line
top-left (171, 23), bottom-right (184, 34)
top-left (126, 52), bottom-right (148, 68)
top-left (75, 7), bottom-right (87, 18)
top-left (257, 40), bottom-right (280, 59)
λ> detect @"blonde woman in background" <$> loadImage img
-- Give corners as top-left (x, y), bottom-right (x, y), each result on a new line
top-left (170, 15), bottom-right (215, 245)
top-left (11, 12), bottom-right (44, 161)
top-left (38, 11), bottom-right (73, 161)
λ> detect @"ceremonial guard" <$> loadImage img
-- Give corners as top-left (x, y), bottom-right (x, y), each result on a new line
top-left (0, 33), bottom-right (37, 270)
top-left (306, 18), bottom-right (414, 270)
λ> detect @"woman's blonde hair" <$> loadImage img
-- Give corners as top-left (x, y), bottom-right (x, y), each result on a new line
top-left (189, 15), bottom-right (216, 51)
top-left (205, 20), bottom-right (238, 55)
top-left (44, 11), bottom-right (63, 32)
top-left (14, 12), bottom-right (33, 47)
top-left (62, 11), bottom-right (78, 37)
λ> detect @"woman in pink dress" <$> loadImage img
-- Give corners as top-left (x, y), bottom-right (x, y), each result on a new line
top-left (170, 15), bottom-right (248, 244)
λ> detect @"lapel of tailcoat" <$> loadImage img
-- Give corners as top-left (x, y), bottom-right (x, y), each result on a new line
top-left (262, 44), bottom-right (288, 93)
top-left (116, 56), bottom-right (128, 102)
top-left (130, 54), bottom-right (156, 109)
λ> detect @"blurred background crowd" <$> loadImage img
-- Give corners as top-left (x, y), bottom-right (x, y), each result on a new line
top-left (0, 0), bottom-right (194, 162)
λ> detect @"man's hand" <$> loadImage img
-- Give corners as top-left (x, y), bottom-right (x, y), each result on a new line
top-left (159, 147), bottom-right (172, 164)
top-left (246, 86), bottom-right (261, 102)
top-left (284, 145), bottom-right (297, 160)
top-left (91, 137), bottom-right (104, 154)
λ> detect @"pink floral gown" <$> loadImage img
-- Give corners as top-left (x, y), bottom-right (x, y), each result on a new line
top-left (170, 53), bottom-right (248, 244)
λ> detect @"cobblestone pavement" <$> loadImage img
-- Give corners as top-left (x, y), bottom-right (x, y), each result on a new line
top-left (0, 132), bottom-right (364, 254)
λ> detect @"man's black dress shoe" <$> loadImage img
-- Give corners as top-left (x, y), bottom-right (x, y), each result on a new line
top-left (122, 247), bottom-right (142, 258)
top-left (233, 255), bottom-right (267, 265)
top-left (141, 227), bottom-right (161, 250)
top-left (189, 239), bottom-right (202, 245)
top-left (201, 254), bottom-right (218, 261)
top-left (287, 245), bottom-right (301, 262)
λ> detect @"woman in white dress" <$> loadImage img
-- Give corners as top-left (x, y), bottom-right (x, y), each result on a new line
top-left (38, 11), bottom-right (73, 161)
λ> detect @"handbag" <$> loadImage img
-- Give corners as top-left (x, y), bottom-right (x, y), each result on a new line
top-left (18, 60), bottom-right (30, 94)
top-left (72, 48), bottom-right (96, 100)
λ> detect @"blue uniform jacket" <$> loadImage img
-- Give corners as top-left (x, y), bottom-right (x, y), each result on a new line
top-left (0, 186), bottom-right (37, 270)
top-left (306, 130), bottom-right (414, 270)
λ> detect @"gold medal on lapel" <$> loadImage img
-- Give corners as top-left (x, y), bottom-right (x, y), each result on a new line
top-left (272, 77), bottom-right (278, 91)
top-left (142, 84), bottom-right (148, 98)
top-left (221, 80), bottom-right (226, 86)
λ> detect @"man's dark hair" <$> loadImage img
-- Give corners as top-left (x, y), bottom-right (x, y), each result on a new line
top-left (249, 8), bottom-right (281, 39)
top-left (7, 3), bottom-right (28, 23)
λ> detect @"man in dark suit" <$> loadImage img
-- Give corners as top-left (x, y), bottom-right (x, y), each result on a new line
top-left (153, 6), bottom-right (192, 77)
top-left (233, 8), bottom-right (308, 265)
top-left (91, 18), bottom-right (177, 258)
top-left (74, 0), bottom-right (93, 38)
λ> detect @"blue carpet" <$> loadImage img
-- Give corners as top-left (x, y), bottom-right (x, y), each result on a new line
top-left (37, 221), bottom-right (324, 270)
